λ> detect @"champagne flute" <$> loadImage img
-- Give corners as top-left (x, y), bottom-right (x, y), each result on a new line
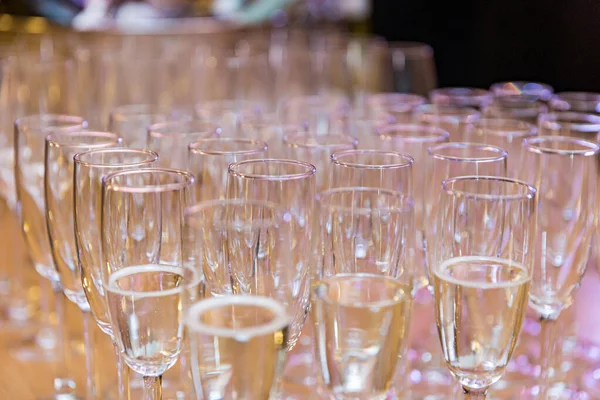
top-left (314, 187), bottom-right (415, 399)
top-left (74, 148), bottom-right (158, 399)
top-left (431, 176), bottom-right (537, 399)
top-left (415, 104), bottom-right (480, 142)
top-left (101, 168), bottom-right (198, 400)
top-left (185, 296), bottom-right (290, 399)
top-left (430, 88), bottom-right (493, 110)
top-left (14, 114), bottom-right (87, 397)
top-left (518, 136), bottom-right (599, 399)
top-left (188, 137), bottom-right (268, 201)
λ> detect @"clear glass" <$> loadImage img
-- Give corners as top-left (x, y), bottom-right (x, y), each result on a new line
top-left (108, 104), bottom-right (194, 148)
top-left (432, 176), bottom-right (536, 399)
top-left (226, 159), bottom-right (316, 348)
top-left (196, 99), bottom-right (267, 137)
top-left (388, 42), bottom-right (437, 96)
top-left (415, 104), bottom-right (480, 142)
top-left (277, 94), bottom-right (350, 135)
top-left (330, 149), bottom-right (413, 195)
top-left (314, 187), bottom-right (414, 399)
top-left (186, 295), bottom-right (290, 400)
top-left (147, 120), bottom-right (221, 169)
top-left (518, 137), bottom-right (599, 397)
top-left (538, 111), bottom-right (600, 141)
top-left (489, 81), bottom-right (554, 102)
top-left (482, 95), bottom-right (548, 124)
top-left (188, 137), bottom-right (268, 201)
top-left (465, 118), bottom-right (537, 178)
top-left (283, 134), bottom-right (357, 191)
top-left (101, 168), bottom-right (198, 400)
top-left (430, 87), bottom-right (493, 110)
top-left (366, 93), bottom-right (426, 123)
top-left (549, 92), bottom-right (600, 114)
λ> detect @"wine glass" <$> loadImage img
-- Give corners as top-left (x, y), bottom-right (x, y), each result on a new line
top-left (415, 104), bottom-right (480, 142)
top-left (482, 95), bottom-right (548, 124)
top-left (518, 136), bottom-right (599, 399)
top-left (73, 148), bottom-right (158, 399)
top-left (431, 176), bottom-right (537, 399)
top-left (430, 88), bottom-right (493, 110)
top-left (188, 137), bottom-right (268, 201)
top-left (101, 168), bottom-right (198, 400)
top-left (489, 81), bottom-right (554, 102)
top-left (147, 120), bottom-right (221, 169)
top-left (185, 295), bottom-right (290, 399)
top-left (549, 92), bottom-right (600, 114)
top-left (14, 114), bottom-right (87, 397)
top-left (313, 187), bottom-right (415, 399)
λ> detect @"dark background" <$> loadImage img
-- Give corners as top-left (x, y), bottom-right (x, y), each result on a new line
top-left (372, 0), bottom-right (600, 92)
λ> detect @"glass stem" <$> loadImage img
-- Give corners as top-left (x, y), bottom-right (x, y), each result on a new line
top-left (463, 387), bottom-right (487, 400)
top-left (114, 342), bottom-right (131, 400)
top-left (143, 375), bottom-right (162, 400)
top-left (82, 310), bottom-right (98, 399)
top-left (538, 316), bottom-right (559, 398)
top-left (51, 280), bottom-right (77, 397)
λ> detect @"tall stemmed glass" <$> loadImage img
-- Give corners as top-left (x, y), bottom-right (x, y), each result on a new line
top-left (519, 136), bottom-right (599, 399)
top-left (314, 187), bottom-right (415, 399)
top-left (45, 130), bottom-right (122, 399)
top-left (431, 176), bottom-right (537, 399)
top-left (415, 105), bottom-right (480, 142)
top-left (188, 137), bottom-right (268, 201)
top-left (430, 88), bottom-right (493, 110)
top-left (101, 168), bottom-right (198, 400)
top-left (14, 114), bottom-right (87, 397)
top-left (73, 148), bottom-right (158, 399)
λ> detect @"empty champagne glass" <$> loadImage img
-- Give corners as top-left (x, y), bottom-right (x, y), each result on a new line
top-left (518, 136), bottom-right (599, 399)
top-left (186, 295), bottom-right (290, 400)
top-left (74, 148), bottom-right (158, 399)
top-left (14, 114), bottom-right (87, 397)
top-left (188, 137), bottom-right (268, 201)
top-left (465, 118), bottom-right (537, 178)
top-left (330, 149), bottom-right (413, 195)
top-left (550, 92), bottom-right (600, 114)
top-left (415, 104), bottom-right (480, 142)
top-left (283, 134), bottom-right (358, 191)
top-left (490, 81), bottom-right (554, 102)
top-left (147, 120), bottom-right (221, 169)
top-left (430, 87), bottom-right (493, 110)
top-left (314, 187), bottom-right (414, 399)
top-left (431, 176), bottom-right (536, 399)
top-left (101, 168), bottom-right (198, 400)
top-left (483, 95), bottom-right (548, 124)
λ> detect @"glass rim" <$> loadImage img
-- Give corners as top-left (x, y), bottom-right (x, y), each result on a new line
top-left (490, 81), bottom-right (554, 100)
top-left (471, 118), bottom-right (537, 137)
top-left (539, 111), bottom-right (600, 132)
top-left (148, 120), bottom-right (221, 138)
top-left (184, 198), bottom-right (286, 229)
top-left (430, 87), bottom-right (493, 106)
top-left (102, 168), bottom-right (194, 193)
top-left (46, 131), bottom-right (122, 149)
top-left (15, 114), bottom-right (87, 130)
top-left (376, 123), bottom-right (450, 143)
top-left (228, 158), bottom-right (316, 181)
top-left (427, 142), bottom-right (508, 162)
top-left (442, 175), bottom-right (536, 201)
top-left (74, 148), bottom-right (158, 168)
top-left (185, 295), bottom-right (290, 339)
top-left (189, 137), bottom-right (268, 156)
top-left (367, 92), bottom-right (426, 108)
top-left (315, 273), bottom-right (409, 309)
top-left (415, 104), bottom-right (481, 121)
top-left (523, 135), bottom-right (600, 156)
top-left (318, 186), bottom-right (414, 214)
top-left (283, 134), bottom-right (358, 149)
top-left (109, 104), bottom-right (175, 121)
top-left (105, 264), bottom-right (201, 297)
top-left (331, 149), bottom-right (414, 169)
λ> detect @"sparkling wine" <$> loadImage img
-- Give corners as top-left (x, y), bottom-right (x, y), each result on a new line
top-left (312, 273), bottom-right (412, 399)
top-left (433, 256), bottom-right (530, 390)
top-left (106, 264), bottom-right (197, 376)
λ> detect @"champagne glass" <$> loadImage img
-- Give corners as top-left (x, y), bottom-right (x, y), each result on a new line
top-left (538, 111), bottom-right (600, 141)
top-left (330, 149), bottom-right (413, 195)
top-left (74, 148), bottom-right (158, 399)
top-left (490, 81), bottom-right (554, 102)
top-left (550, 92), bottom-right (600, 114)
top-left (283, 134), bottom-right (358, 191)
top-left (45, 130), bottom-right (122, 399)
top-left (314, 187), bottom-right (414, 399)
top-left (188, 137), bottom-right (268, 202)
top-left (430, 88), bottom-right (493, 110)
top-left (465, 118), bottom-right (537, 178)
top-left (415, 104), bottom-right (480, 142)
top-left (101, 168), bottom-right (198, 400)
top-left (108, 104), bottom-right (194, 148)
top-left (431, 176), bottom-right (537, 399)
top-left (185, 295), bottom-right (290, 400)
top-left (147, 120), bottom-right (221, 169)
top-left (14, 114), bottom-right (87, 397)
top-left (483, 95), bottom-right (548, 124)
top-left (518, 136), bottom-right (599, 399)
